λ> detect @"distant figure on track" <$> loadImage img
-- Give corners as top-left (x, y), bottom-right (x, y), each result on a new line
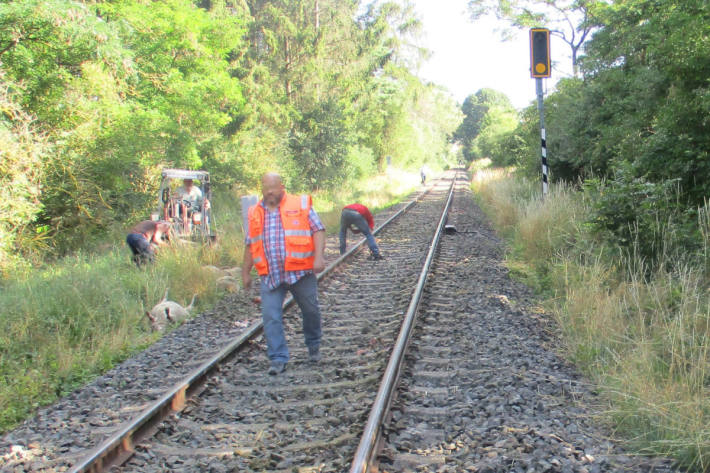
top-left (420, 166), bottom-right (427, 185)
top-left (241, 173), bottom-right (326, 375)
top-left (339, 203), bottom-right (383, 260)
top-left (125, 220), bottom-right (172, 267)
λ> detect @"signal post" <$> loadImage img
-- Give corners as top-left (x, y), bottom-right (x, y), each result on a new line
top-left (530, 28), bottom-right (551, 196)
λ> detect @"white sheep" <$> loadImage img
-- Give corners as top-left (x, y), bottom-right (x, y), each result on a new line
top-left (146, 289), bottom-right (197, 331)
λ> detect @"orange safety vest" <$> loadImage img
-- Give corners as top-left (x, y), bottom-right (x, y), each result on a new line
top-left (247, 193), bottom-right (315, 276)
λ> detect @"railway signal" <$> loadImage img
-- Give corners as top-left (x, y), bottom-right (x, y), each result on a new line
top-left (530, 28), bottom-right (551, 78)
top-left (530, 27), bottom-right (551, 196)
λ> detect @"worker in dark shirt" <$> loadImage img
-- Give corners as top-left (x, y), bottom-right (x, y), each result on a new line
top-left (126, 220), bottom-right (172, 267)
top-left (339, 203), bottom-right (383, 260)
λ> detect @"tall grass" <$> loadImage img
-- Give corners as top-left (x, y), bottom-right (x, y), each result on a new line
top-left (0, 167), bottom-right (420, 433)
top-left (473, 169), bottom-right (710, 471)
top-left (0, 245), bottom-right (220, 430)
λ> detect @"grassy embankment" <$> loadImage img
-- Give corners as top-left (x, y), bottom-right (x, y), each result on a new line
top-left (0, 168), bottom-right (421, 433)
top-left (472, 165), bottom-right (710, 471)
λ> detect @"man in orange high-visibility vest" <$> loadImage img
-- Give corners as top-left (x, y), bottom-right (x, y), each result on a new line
top-left (242, 173), bottom-right (326, 375)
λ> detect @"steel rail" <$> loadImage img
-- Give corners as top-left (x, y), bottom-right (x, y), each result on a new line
top-left (68, 186), bottom-right (431, 473)
top-left (349, 174), bottom-right (457, 473)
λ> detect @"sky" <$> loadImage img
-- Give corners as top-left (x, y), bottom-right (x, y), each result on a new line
top-left (410, 0), bottom-right (574, 109)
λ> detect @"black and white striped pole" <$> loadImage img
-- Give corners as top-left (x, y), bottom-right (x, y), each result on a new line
top-left (530, 28), bottom-right (551, 196)
top-left (536, 79), bottom-right (548, 195)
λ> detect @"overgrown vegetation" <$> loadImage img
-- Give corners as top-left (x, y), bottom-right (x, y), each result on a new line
top-left (473, 170), bottom-right (710, 471)
top-left (453, 89), bottom-right (518, 165)
top-left (0, 0), bottom-right (461, 271)
top-left (470, 0), bottom-right (710, 271)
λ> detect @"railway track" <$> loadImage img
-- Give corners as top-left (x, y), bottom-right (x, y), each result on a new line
top-left (369, 180), bottom-right (676, 473)
top-left (113, 174), bottom-right (457, 472)
top-left (1, 170), bottom-right (678, 473)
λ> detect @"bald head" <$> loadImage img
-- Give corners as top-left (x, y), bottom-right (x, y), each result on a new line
top-left (262, 173), bottom-right (282, 187)
top-left (261, 173), bottom-right (285, 209)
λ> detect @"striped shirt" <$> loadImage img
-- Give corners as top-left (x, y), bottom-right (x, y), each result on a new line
top-left (252, 200), bottom-right (325, 290)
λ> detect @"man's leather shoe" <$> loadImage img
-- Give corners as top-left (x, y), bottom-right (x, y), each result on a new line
top-left (308, 346), bottom-right (321, 363)
top-left (268, 361), bottom-right (286, 375)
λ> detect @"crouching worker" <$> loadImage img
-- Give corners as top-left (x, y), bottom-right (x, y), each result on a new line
top-left (242, 173), bottom-right (326, 375)
top-left (126, 220), bottom-right (172, 267)
top-left (339, 203), bottom-right (383, 260)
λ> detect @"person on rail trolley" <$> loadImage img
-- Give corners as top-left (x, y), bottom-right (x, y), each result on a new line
top-left (172, 178), bottom-right (210, 234)
top-left (241, 173), bottom-right (326, 375)
top-left (339, 203), bottom-right (383, 260)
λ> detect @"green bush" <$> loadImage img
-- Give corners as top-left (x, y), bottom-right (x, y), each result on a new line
top-left (584, 166), bottom-right (699, 268)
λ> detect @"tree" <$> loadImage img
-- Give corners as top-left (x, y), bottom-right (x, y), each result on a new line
top-left (0, 0), bottom-right (124, 125)
top-left (285, 98), bottom-right (351, 191)
top-left (454, 88), bottom-right (513, 162)
top-left (0, 73), bottom-right (48, 270)
top-left (352, 0), bottom-right (427, 170)
top-left (0, 0), bottom-right (450, 264)
top-left (1, 0), bottom-right (249, 254)
top-left (581, 0), bottom-right (710, 205)
top-left (516, 0), bottom-right (710, 264)
top-left (474, 105), bottom-right (519, 165)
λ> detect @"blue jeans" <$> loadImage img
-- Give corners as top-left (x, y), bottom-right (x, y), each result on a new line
top-left (260, 273), bottom-right (322, 363)
top-left (339, 209), bottom-right (380, 256)
top-left (126, 233), bottom-right (154, 267)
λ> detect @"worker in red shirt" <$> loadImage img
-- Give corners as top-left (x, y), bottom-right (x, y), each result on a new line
top-left (339, 203), bottom-right (383, 260)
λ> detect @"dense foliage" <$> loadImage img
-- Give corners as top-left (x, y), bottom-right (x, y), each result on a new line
top-left (473, 0), bottom-right (710, 265)
top-left (0, 0), bottom-right (461, 269)
top-left (0, 73), bottom-right (47, 268)
top-left (454, 88), bottom-right (518, 165)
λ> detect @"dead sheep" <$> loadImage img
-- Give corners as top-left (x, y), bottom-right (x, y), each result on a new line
top-left (222, 266), bottom-right (241, 277)
top-left (146, 289), bottom-right (197, 331)
top-left (203, 265), bottom-right (227, 277)
top-left (202, 265), bottom-right (241, 278)
top-left (216, 275), bottom-right (240, 293)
